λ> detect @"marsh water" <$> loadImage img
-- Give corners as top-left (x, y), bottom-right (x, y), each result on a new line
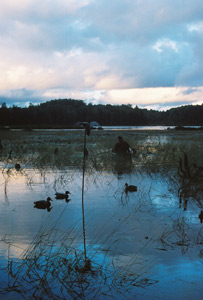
top-left (0, 129), bottom-right (203, 299)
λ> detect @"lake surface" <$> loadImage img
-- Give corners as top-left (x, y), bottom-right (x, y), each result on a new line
top-left (102, 125), bottom-right (175, 130)
top-left (0, 129), bottom-right (203, 299)
top-left (11, 125), bottom-right (174, 131)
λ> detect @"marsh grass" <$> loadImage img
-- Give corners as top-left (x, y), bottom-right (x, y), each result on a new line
top-left (0, 212), bottom-right (159, 300)
top-left (0, 129), bottom-right (203, 299)
top-left (0, 129), bottom-right (203, 170)
top-left (1, 129), bottom-right (202, 222)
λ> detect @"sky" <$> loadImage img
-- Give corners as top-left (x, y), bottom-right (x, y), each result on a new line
top-left (0, 0), bottom-right (203, 111)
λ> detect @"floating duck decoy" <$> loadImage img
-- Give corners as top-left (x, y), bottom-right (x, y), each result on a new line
top-left (125, 183), bottom-right (137, 193)
top-left (55, 191), bottom-right (71, 199)
top-left (199, 211), bottom-right (203, 224)
top-left (15, 163), bottom-right (21, 171)
top-left (34, 197), bottom-right (52, 209)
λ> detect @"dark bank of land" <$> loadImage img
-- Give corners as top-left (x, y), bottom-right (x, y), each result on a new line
top-left (0, 99), bottom-right (203, 129)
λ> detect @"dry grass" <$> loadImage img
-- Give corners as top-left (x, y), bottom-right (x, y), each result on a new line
top-left (1, 128), bottom-right (202, 170)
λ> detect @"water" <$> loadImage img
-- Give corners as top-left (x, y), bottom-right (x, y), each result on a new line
top-left (0, 130), bottom-right (203, 299)
top-left (30, 125), bottom-right (201, 131)
top-left (102, 125), bottom-right (175, 130)
top-left (29, 125), bottom-right (174, 131)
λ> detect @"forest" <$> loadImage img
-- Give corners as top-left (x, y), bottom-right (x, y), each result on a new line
top-left (0, 99), bottom-right (202, 128)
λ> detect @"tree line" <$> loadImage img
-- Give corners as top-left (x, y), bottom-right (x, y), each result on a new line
top-left (0, 99), bottom-right (202, 128)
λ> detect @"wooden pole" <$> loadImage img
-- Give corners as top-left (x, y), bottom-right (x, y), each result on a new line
top-left (82, 129), bottom-right (87, 261)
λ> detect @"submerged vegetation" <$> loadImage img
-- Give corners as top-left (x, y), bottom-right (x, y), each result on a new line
top-left (0, 128), bottom-right (203, 299)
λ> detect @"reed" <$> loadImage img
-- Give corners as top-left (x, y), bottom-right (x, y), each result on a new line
top-left (0, 128), bottom-right (203, 299)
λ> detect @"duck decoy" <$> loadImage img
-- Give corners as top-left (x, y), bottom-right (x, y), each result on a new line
top-left (55, 191), bottom-right (71, 199)
top-left (199, 211), bottom-right (203, 224)
top-left (125, 183), bottom-right (137, 193)
top-left (34, 197), bottom-right (52, 209)
top-left (15, 163), bottom-right (21, 171)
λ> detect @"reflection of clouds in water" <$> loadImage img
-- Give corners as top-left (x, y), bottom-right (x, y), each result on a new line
top-left (148, 259), bottom-right (203, 300)
top-left (0, 151), bottom-right (203, 299)
top-left (0, 221), bottom-right (158, 299)
top-left (150, 178), bottom-right (177, 209)
top-left (10, 244), bottom-right (26, 259)
top-left (0, 234), bottom-right (27, 279)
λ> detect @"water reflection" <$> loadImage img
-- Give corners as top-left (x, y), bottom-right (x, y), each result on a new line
top-left (113, 155), bottom-right (134, 176)
top-left (0, 165), bottom-right (203, 299)
top-left (178, 152), bottom-right (203, 212)
top-left (1, 232), bottom-right (158, 300)
top-left (0, 130), bottom-right (203, 299)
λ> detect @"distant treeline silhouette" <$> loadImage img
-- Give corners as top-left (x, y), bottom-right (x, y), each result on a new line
top-left (0, 99), bottom-right (203, 128)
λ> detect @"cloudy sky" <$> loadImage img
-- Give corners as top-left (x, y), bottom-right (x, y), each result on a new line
top-left (0, 0), bottom-right (203, 110)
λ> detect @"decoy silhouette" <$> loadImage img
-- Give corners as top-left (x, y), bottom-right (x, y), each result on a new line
top-left (34, 197), bottom-right (52, 209)
top-left (199, 210), bottom-right (203, 224)
top-left (15, 163), bottom-right (21, 171)
top-left (55, 191), bottom-right (71, 199)
top-left (125, 183), bottom-right (137, 193)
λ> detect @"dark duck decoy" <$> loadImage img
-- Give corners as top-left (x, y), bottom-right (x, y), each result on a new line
top-left (34, 197), bottom-right (52, 209)
top-left (199, 211), bottom-right (203, 224)
top-left (55, 191), bottom-right (71, 199)
top-left (15, 163), bottom-right (21, 171)
top-left (125, 183), bottom-right (138, 193)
